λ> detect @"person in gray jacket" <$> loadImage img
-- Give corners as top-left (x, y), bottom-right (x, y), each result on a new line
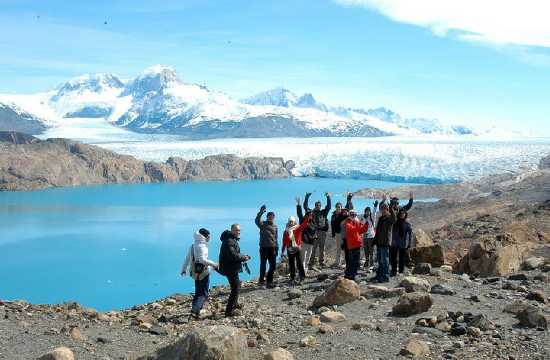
top-left (255, 205), bottom-right (278, 288)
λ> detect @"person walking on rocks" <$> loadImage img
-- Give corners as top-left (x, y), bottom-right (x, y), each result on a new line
top-left (390, 209), bottom-right (412, 275)
top-left (303, 192), bottom-right (331, 268)
top-left (360, 204), bottom-right (378, 271)
top-left (296, 197), bottom-right (317, 274)
top-left (255, 205), bottom-right (278, 289)
top-left (343, 210), bottom-right (369, 280)
top-left (219, 224), bottom-right (251, 317)
top-left (330, 193), bottom-right (354, 268)
top-left (181, 228), bottom-right (219, 319)
top-left (281, 214), bottom-right (311, 284)
top-left (373, 195), bottom-right (396, 283)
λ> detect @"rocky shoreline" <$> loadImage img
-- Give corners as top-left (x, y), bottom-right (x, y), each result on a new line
top-left (0, 132), bottom-right (295, 191)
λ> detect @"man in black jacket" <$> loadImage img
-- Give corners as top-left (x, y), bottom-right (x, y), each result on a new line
top-left (255, 205), bottom-right (278, 288)
top-left (330, 193), bottom-right (354, 268)
top-left (304, 192), bottom-right (331, 268)
top-left (373, 196), bottom-right (397, 283)
top-left (219, 224), bottom-right (250, 317)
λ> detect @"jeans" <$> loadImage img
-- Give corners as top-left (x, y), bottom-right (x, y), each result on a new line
top-left (225, 273), bottom-right (240, 316)
top-left (259, 247), bottom-right (277, 284)
top-left (288, 248), bottom-right (305, 281)
top-left (191, 274), bottom-right (209, 314)
top-left (309, 230), bottom-right (327, 266)
top-left (389, 246), bottom-right (406, 275)
top-left (376, 246), bottom-right (390, 282)
top-left (301, 243), bottom-right (314, 273)
top-left (332, 233), bottom-right (344, 266)
top-left (344, 248), bottom-right (361, 280)
top-left (363, 237), bottom-right (375, 267)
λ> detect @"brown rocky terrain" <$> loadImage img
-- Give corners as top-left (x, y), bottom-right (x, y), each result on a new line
top-left (0, 132), bottom-right (294, 191)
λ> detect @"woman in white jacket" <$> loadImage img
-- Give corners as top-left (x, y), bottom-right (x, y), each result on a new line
top-left (360, 205), bottom-right (378, 271)
top-left (181, 228), bottom-right (219, 319)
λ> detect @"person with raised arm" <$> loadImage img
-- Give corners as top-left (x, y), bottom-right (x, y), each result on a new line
top-left (386, 191), bottom-right (414, 276)
top-left (343, 209), bottom-right (370, 280)
top-left (181, 228), bottom-right (219, 319)
top-left (281, 212), bottom-right (311, 284)
top-left (218, 224), bottom-right (251, 317)
top-left (303, 191), bottom-right (332, 268)
top-left (373, 194), bottom-right (397, 283)
top-left (330, 192), bottom-right (354, 268)
top-left (360, 203), bottom-right (378, 271)
top-left (255, 205), bottom-right (278, 289)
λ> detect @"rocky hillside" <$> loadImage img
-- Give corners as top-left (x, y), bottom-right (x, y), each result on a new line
top-left (0, 102), bottom-right (47, 135)
top-left (0, 132), bottom-right (294, 191)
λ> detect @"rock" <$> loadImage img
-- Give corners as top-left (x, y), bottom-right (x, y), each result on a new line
top-left (409, 244), bottom-right (445, 267)
top-left (413, 229), bottom-right (434, 248)
top-left (303, 315), bottom-right (321, 327)
top-left (320, 311), bottom-right (346, 323)
top-left (455, 234), bottom-right (527, 277)
top-left (467, 314), bottom-right (494, 331)
top-left (37, 347), bottom-right (74, 360)
top-left (413, 263), bottom-right (432, 275)
top-left (362, 285), bottom-right (405, 298)
top-left (467, 326), bottom-right (482, 337)
top-left (451, 323), bottom-right (467, 336)
top-left (316, 273), bottom-right (329, 281)
top-left (69, 327), bottom-right (83, 341)
top-left (399, 276), bottom-right (431, 293)
top-left (318, 324), bottom-right (335, 334)
top-left (440, 265), bottom-right (453, 272)
top-left (517, 306), bottom-right (548, 329)
top-left (247, 339), bottom-right (257, 348)
top-left (149, 325), bottom-right (169, 336)
top-left (523, 257), bottom-right (545, 270)
top-left (400, 339), bottom-right (430, 358)
top-left (392, 293), bottom-right (433, 317)
top-left (312, 278), bottom-right (360, 307)
top-left (435, 322), bottom-right (451, 332)
top-left (503, 301), bottom-right (530, 315)
top-left (543, 264), bottom-right (550, 273)
top-left (138, 325), bottom-right (247, 360)
top-left (287, 289), bottom-right (303, 300)
top-left (430, 284), bottom-right (456, 296)
top-left (139, 322), bottom-right (153, 331)
top-left (351, 320), bottom-right (374, 331)
top-left (508, 273), bottom-right (529, 281)
top-left (412, 326), bottom-right (446, 337)
top-left (97, 336), bottom-right (112, 344)
top-left (299, 335), bottom-right (318, 348)
top-left (263, 348), bottom-right (294, 360)
top-left (526, 290), bottom-right (546, 303)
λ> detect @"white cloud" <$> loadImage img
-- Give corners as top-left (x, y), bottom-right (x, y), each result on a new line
top-left (335, 0), bottom-right (550, 48)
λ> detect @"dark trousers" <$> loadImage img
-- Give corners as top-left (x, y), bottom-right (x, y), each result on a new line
top-left (191, 274), bottom-right (209, 314)
top-left (389, 246), bottom-right (406, 275)
top-left (376, 246), bottom-right (390, 282)
top-left (309, 230), bottom-right (327, 266)
top-left (344, 248), bottom-right (361, 280)
top-left (259, 247), bottom-right (277, 284)
top-left (288, 249), bottom-right (305, 280)
top-left (225, 273), bottom-right (240, 316)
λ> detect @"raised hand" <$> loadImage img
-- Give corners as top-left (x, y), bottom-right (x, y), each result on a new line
top-left (260, 205), bottom-right (267, 213)
top-left (305, 192), bottom-right (312, 197)
top-left (409, 191), bottom-right (414, 198)
top-left (295, 196), bottom-right (301, 205)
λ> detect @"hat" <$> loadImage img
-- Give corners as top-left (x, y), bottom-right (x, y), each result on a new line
top-left (198, 228), bottom-right (210, 238)
top-left (288, 216), bottom-right (296, 223)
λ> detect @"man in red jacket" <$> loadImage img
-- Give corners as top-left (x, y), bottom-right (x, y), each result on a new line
top-left (344, 210), bottom-right (369, 280)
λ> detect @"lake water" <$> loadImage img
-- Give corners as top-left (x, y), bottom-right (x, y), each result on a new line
top-left (0, 177), bottom-right (415, 311)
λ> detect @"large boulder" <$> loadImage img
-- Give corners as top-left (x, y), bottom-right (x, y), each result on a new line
top-left (412, 229), bottom-right (434, 248)
top-left (138, 325), bottom-right (248, 360)
top-left (263, 348), bottom-right (294, 360)
top-left (454, 234), bottom-right (528, 277)
top-left (312, 278), bottom-right (360, 307)
top-left (517, 305), bottom-right (548, 329)
top-left (399, 276), bottom-right (431, 293)
top-left (37, 347), bottom-right (74, 360)
top-left (523, 257), bottom-right (545, 270)
top-left (409, 244), bottom-right (445, 267)
top-left (399, 339), bottom-right (430, 358)
top-left (392, 293), bottom-right (433, 317)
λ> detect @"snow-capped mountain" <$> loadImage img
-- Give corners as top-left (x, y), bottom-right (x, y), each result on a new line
top-left (0, 65), bottom-right (475, 139)
top-left (0, 101), bottom-right (47, 135)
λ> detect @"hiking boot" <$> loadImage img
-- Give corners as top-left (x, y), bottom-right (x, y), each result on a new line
top-left (266, 282), bottom-right (275, 289)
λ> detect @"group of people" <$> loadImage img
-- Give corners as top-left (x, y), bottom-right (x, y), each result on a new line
top-left (181, 191), bottom-right (414, 318)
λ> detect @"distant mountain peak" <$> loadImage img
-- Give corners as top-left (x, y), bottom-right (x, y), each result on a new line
top-left (242, 87), bottom-right (297, 107)
top-left (53, 73), bottom-right (124, 100)
top-left (123, 65), bottom-right (181, 97)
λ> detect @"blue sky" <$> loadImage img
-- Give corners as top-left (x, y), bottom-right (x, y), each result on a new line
top-left (1, 0), bottom-right (550, 134)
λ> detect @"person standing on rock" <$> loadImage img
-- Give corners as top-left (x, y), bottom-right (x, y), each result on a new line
top-left (219, 224), bottom-right (251, 317)
top-left (390, 209), bottom-right (412, 275)
top-left (181, 228), bottom-right (219, 319)
top-left (296, 197), bottom-right (317, 275)
top-left (303, 192), bottom-right (331, 269)
top-left (343, 210), bottom-right (370, 280)
top-left (330, 193), bottom-right (354, 268)
top-left (387, 192), bottom-right (413, 276)
top-left (373, 195), bottom-right (397, 283)
top-left (281, 214), bottom-right (311, 284)
top-left (360, 204), bottom-right (378, 271)
top-left (255, 205), bottom-right (279, 289)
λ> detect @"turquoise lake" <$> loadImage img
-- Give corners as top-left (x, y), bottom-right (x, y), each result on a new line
top-left (0, 177), bottom-right (417, 311)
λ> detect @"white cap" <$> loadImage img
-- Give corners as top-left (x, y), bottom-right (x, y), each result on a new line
top-left (288, 216), bottom-right (296, 223)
